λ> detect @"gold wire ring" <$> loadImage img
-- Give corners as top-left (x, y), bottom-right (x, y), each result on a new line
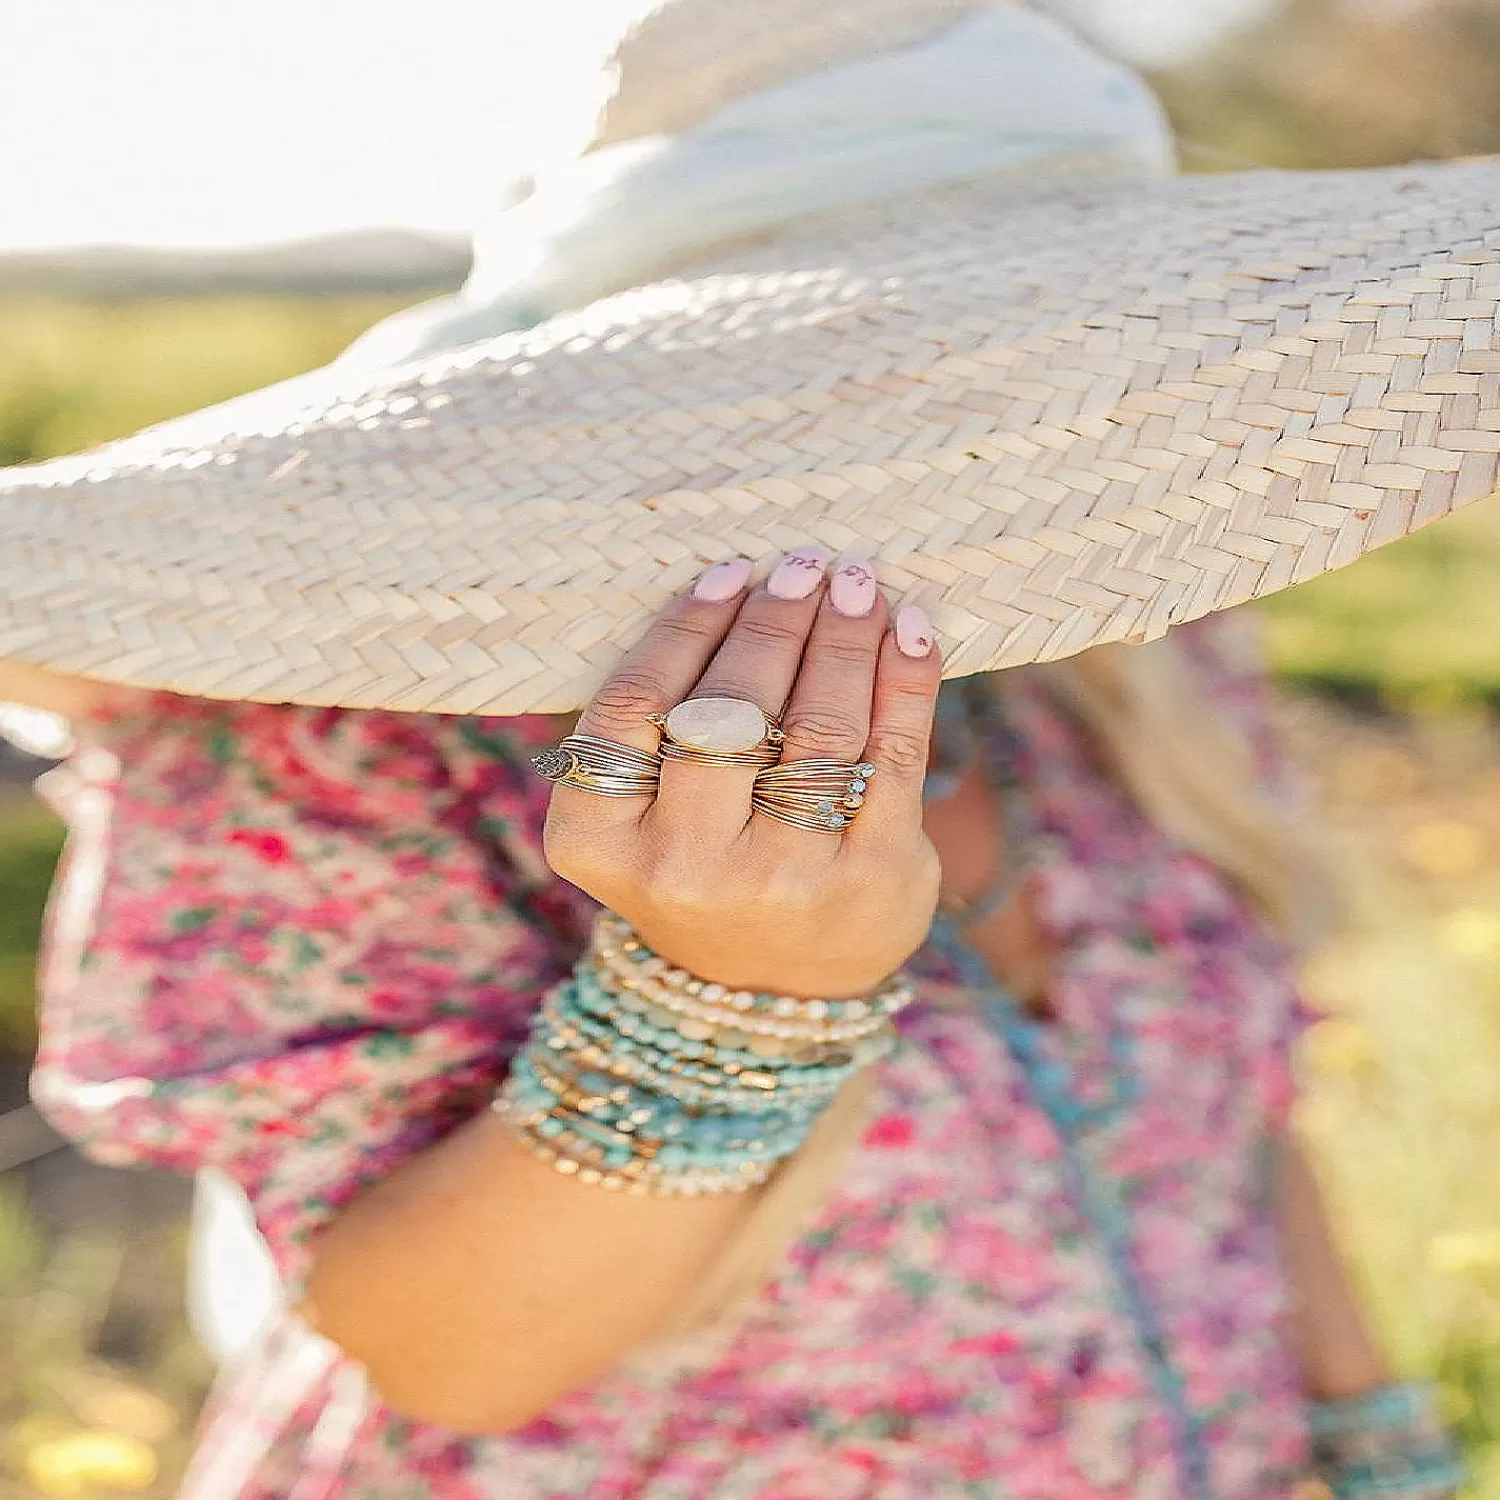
top-left (750, 757), bottom-right (876, 832)
top-left (659, 739), bottom-right (782, 770)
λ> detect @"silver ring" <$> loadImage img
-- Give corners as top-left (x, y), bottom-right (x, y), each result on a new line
top-left (531, 734), bottom-right (660, 797)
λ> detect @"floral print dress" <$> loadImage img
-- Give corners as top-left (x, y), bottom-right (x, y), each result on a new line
top-left (31, 614), bottom-right (1317, 1499)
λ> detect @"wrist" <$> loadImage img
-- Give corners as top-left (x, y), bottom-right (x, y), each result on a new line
top-left (493, 912), bottom-right (914, 1199)
top-left (625, 920), bottom-right (911, 1003)
top-left (593, 912), bottom-right (913, 1033)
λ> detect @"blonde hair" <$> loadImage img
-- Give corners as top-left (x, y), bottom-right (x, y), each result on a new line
top-left (663, 629), bottom-right (1336, 1337)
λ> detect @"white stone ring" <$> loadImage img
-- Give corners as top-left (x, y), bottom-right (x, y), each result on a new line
top-left (647, 696), bottom-right (786, 770)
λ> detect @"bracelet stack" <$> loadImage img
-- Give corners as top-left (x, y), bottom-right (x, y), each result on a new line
top-left (1310, 1382), bottom-right (1465, 1500)
top-left (494, 912), bottom-right (914, 1197)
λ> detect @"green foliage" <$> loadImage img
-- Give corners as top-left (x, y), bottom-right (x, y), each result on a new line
top-left (0, 1181), bottom-right (41, 1291)
top-left (1264, 498), bottom-right (1500, 704)
top-left (1154, 0), bottom-right (1500, 175)
top-left (0, 796), bottom-right (63, 1053)
top-left (0, 292), bottom-right (421, 467)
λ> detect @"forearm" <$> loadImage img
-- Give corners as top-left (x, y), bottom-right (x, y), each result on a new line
top-left (306, 908), bottom-right (903, 1433)
top-left (304, 1107), bottom-right (756, 1433)
top-left (0, 659), bottom-right (111, 717)
top-left (1270, 1129), bottom-right (1390, 1401)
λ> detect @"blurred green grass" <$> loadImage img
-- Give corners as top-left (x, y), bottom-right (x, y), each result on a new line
top-left (0, 293), bottom-right (417, 467)
top-left (0, 797), bottom-right (63, 1056)
top-left (1261, 504), bottom-right (1500, 707)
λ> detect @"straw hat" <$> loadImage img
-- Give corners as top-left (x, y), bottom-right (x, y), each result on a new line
top-left (1, 5), bottom-right (1497, 715)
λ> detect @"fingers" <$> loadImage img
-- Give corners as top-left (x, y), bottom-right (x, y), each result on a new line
top-left (842, 605), bottom-right (943, 845)
top-left (777, 559), bottom-right (888, 767)
top-left (650, 548), bottom-right (831, 836)
top-left (558, 557), bottom-right (755, 829)
top-left (555, 547), bottom-right (942, 872)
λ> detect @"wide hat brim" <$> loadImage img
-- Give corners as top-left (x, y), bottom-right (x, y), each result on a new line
top-left (2, 160), bottom-right (1497, 715)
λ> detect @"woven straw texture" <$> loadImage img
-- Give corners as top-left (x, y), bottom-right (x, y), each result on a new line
top-left (2, 161), bottom-right (1498, 714)
top-left (595, 0), bottom-right (994, 148)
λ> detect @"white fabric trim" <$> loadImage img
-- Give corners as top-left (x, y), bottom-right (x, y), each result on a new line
top-left (338, 7), bottom-right (1171, 372)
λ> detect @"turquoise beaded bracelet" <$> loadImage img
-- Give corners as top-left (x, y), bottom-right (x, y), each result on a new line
top-left (1310, 1382), bottom-right (1464, 1500)
top-left (494, 912), bottom-right (909, 1196)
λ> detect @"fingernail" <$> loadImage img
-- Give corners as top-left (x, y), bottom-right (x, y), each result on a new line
top-left (895, 604), bottom-right (935, 658)
top-left (766, 548), bottom-right (829, 601)
top-left (691, 557), bottom-right (753, 602)
top-left (829, 558), bottom-right (878, 618)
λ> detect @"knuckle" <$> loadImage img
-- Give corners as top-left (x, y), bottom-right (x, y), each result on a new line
top-left (541, 823), bottom-right (575, 880)
top-left (543, 818), bottom-right (611, 890)
top-left (864, 726), bottom-right (930, 776)
top-left (883, 672), bottom-right (940, 707)
top-left (910, 840), bottom-right (943, 894)
top-left (760, 865), bottom-right (816, 911)
top-left (651, 610), bottom-right (718, 651)
top-left (639, 846), bottom-right (716, 914)
top-left (782, 707), bottom-right (863, 753)
top-left (587, 669), bottom-right (671, 725)
top-left (812, 637), bottom-right (874, 670)
top-left (697, 677), bottom-right (770, 710)
top-left (730, 614), bottom-right (806, 653)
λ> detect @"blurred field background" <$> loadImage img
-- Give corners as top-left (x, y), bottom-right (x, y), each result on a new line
top-left (3, 0), bottom-right (1500, 1494)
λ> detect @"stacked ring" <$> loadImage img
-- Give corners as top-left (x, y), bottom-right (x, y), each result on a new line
top-left (531, 734), bottom-right (661, 797)
top-left (648, 696), bottom-right (786, 770)
top-left (752, 759), bottom-right (876, 834)
top-left (659, 738), bottom-right (782, 770)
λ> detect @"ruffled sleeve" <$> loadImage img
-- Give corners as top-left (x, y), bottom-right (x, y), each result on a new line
top-left (31, 695), bottom-right (595, 1295)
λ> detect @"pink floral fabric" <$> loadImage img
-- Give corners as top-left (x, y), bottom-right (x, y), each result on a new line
top-left (32, 615), bottom-right (1316, 1499)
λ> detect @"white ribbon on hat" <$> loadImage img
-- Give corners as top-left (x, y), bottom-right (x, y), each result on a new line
top-left (337, 6), bottom-right (1174, 374)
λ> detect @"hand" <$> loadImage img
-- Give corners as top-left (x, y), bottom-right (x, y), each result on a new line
top-left (542, 551), bottom-right (943, 999)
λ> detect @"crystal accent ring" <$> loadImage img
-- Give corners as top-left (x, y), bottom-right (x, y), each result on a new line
top-left (647, 696), bottom-right (786, 769)
top-left (530, 734), bottom-right (662, 797)
top-left (752, 759), bottom-right (877, 833)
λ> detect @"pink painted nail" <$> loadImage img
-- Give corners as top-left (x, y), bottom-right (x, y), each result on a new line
top-left (830, 558), bottom-right (878, 618)
top-left (895, 604), bottom-right (935, 658)
top-left (691, 557), bottom-right (753, 602)
top-left (766, 548), bottom-right (829, 600)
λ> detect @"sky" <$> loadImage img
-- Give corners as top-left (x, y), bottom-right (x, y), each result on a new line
top-left (1, 0), bottom-right (1270, 254)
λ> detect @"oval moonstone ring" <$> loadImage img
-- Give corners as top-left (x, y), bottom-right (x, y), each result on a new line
top-left (658, 696), bottom-right (782, 754)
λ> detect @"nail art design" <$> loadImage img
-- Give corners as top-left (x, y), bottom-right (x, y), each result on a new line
top-left (830, 559), bottom-right (877, 618)
top-left (895, 604), bottom-right (934, 658)
top-left (766, 549), bottom-right (829, 600)
top-left (691, 557), bottom-right (753, 602)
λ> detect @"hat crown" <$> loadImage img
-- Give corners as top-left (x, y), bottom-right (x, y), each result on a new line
top-left (593, 0), bottom-right (999, 148)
